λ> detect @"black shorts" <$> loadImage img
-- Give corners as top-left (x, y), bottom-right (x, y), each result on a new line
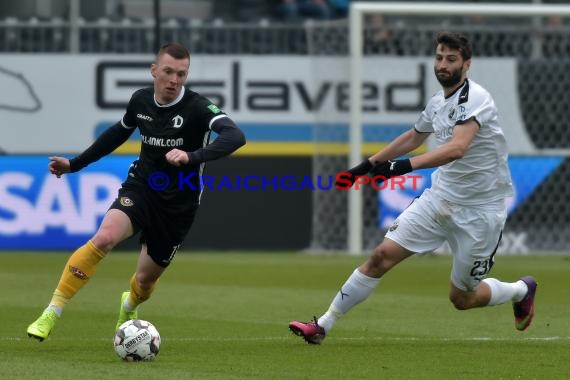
top-left (109, 187), bottom-right (198, 268)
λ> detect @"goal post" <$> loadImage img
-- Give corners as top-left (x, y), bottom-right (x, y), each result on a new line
top-left (344, 2), bottom-right (570, 254)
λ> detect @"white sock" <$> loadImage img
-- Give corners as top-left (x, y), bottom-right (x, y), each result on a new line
top-left (482, 278), bottom-right (528, 306)
top-left (46, 305), bottom-right (62, 317)
top-left (318, 269), bottom-right (380, 332)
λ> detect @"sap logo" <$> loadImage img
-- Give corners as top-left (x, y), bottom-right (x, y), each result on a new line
top-left (137, 113), bottom-right (153, 122)
top-left (0, 172), bottom-right (121, 234)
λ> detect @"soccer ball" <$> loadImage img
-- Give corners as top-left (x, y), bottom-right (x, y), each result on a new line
top-left (113, 319), bottom-right (161, 362)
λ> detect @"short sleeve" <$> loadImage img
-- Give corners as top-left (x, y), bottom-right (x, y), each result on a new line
top-left (121, 92), bottom-right (139, 129)
top-left (196, 97), bottom-right (227, 130)
top-left (455, 88), bottom-right (497, 127)
top-left (415, 98), bottom-right (435, 133)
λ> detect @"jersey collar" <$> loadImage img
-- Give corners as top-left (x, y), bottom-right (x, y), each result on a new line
top-left (444, 79), bottom-right (468, 100)
top-left (154, 87), bottom-right (185, 108)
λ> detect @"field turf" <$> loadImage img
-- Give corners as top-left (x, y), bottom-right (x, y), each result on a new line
top-left (1, 252), bottom-right (568, 379)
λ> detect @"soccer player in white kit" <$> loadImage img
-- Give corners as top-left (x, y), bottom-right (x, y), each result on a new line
top-left (289, 31), bottom-right (537, 344)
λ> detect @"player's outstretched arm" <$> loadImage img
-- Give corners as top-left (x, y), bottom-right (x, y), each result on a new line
top-left (335, 128), bottom-right (428, 189)
top-left (68, 122), bottom-right (135, 172)
top-left (48, 156), bottom-right (71, 178)
top-left (410, 119), bottom-right (479, 170)
top-left (369, 128), bottom-right (429, 165)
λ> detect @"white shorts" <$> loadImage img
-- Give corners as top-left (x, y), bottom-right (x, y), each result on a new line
top-left (385, 188), bottom-right (507, 291)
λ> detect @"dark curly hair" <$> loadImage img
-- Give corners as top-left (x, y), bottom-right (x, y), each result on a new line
top-left (436, 32), bottom-right (472, 60)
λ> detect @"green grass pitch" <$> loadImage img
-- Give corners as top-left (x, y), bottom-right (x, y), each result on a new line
top-left (1, 251), bottom-right (569, 379)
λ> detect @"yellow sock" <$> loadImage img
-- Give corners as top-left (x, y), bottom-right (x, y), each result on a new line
top-left (127, 273), bottom-right (158, 309)
top-left (49, 240), bottom-right (106, 308)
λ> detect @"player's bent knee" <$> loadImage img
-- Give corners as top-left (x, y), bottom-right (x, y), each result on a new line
top-left (134, 266), bottom-right (162, 290)
top-left (91, 228), bottom-right (121, 252)
top-left (449, 293), bottom-right (473, 310)
top-left (135, 274), bottom-right (157, 291)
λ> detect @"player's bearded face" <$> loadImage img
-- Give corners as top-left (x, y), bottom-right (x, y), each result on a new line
top-left (151, 53), bottom-right (189, 104)
top-left (434, 65), bottom-right (463, 88)
top-left (434, 45), bottom-right (466, 89)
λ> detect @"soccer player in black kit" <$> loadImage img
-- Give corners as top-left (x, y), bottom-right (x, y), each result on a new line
top-left (27, 43), bottom-right (246, 341)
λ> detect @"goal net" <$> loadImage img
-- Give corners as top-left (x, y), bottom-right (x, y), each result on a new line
top-left (308, 2), bottom-right (570, 254)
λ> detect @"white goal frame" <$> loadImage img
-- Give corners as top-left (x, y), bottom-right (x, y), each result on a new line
top-left (347, 2), bottom-right (570, 255)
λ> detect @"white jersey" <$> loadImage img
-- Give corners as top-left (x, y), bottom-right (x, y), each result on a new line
top-left (415, 79), bottom-right (513, 205)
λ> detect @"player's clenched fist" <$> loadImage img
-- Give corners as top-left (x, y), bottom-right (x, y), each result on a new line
top-left (165, 148), bottom-right (190, 166)
top-left (48, 156), bottom-right (71, 178)
top-left (334, 159), bottom-right (373, 189)
top-left (335, 158), bottom-right (413, 189)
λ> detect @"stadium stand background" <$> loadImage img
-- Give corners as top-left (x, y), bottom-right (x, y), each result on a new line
top-left (2, 0), bottom-right (570, 251)
top-left (1, 0), bottom-right (568, 54)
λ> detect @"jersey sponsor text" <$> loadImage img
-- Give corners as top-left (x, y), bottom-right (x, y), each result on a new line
top-left (137, 113), bottom-right (153, 121)
top-left (141, 134), bottom-right (184, 147)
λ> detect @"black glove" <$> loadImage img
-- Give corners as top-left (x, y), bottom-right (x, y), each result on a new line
top-left (335, 159), bottom-right (373, 189)
top-left (369, 159), bottom-right (413, 184)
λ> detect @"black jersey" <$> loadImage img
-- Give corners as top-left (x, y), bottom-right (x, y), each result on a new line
top-left (70, 86), bottom-right (245, 213)
top-left (122, 87), bottom-right (240, 209)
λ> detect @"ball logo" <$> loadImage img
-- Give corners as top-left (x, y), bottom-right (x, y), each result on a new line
top-left (114, 319), bottom-right (161, 361)
top-left (124, 330), bottom-right (150, 349)
top-left (120, 197), bottom-right (134, 207)
top-left (172, 115), bottom-right (184, 128)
